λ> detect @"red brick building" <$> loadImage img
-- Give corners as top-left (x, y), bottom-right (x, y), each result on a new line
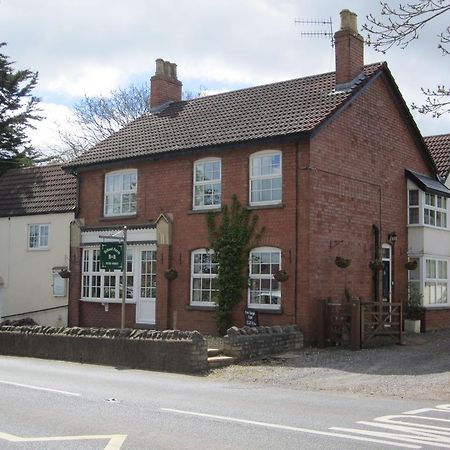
top-left (66, 10), bottom-right (446, 343)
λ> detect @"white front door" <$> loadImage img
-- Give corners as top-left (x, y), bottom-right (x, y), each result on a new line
top-left (135, 249), bottom-right (157, 324)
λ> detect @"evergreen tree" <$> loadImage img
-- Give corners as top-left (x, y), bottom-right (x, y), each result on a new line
top-left (0, 42), bottom-right (43, 174)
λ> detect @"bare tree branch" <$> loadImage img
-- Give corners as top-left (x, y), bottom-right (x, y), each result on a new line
top-left (364, 1), bottom-right (450, 117)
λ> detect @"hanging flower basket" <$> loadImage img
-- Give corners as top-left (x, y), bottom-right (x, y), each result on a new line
top-left (58, 269), bottom-right (71, 279)
top-left (405, 260), bottom-right (418, 271)
top-left (335, 256), bottom-right (351, 269)
top-left (273, 269), bottom-right (289, 282)
top-left (369, 259), bottom-right (384, 271)
top-left (164, 268), bottom-right (178, 281)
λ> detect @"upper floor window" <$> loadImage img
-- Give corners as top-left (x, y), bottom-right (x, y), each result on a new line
top-left (190, 249), bottom-right (218, 306)
top-left (407, 188), bottom-right (448, 229)
top-left (250, 151), bottom-right (282, 205)
top-left (425, 193), bottom-right (447, 228)
top-left (104, 170), bottom-right (137, 216)
top-left (28, 224), bottom-right (49, 250)
top-left (408, 190), bottom-right (419, 225)
top-left (248, 247), bottom-right (281, 309)
top-left (193, 159), bottom-right (221, 209)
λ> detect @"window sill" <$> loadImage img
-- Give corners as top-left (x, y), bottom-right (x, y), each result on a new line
top-left (80, 298), bottom-right (136, 304)
top-left (186, 304), bottom-right (217, 311)
top-left (187, 208), bottom-right (222, 215)
top-left (246, 203), bottom-right (285, 211)
top-left (423, 305), bottom-right (450, 311)
top-left (247, 306), bottom-right (283, 314)
top-left (99, 214), bottom-right (138, 221)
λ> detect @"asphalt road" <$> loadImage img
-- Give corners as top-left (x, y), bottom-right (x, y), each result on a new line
top-left (0, 356), bottom-right (448, 449)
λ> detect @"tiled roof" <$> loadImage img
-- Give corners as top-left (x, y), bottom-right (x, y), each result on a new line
top-left (424, 134), bottom-right (450, 179)
top-left (0, 164), bottom-right (77, 217)
top-left (67, 63), bottom-right (384, 169)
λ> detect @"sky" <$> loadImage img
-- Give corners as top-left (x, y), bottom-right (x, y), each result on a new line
top-left (1, 0), bottom-right (449, 154)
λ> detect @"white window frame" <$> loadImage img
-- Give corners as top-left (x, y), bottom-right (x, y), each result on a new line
top-left (104, 169), bottom-right (137, 217)
top-left (81, 246), bottom-right (156, 303)
top-left (249, 150), bottom-right (282, 206)
top-left (248, 246), bottom-right (282, 310)
top-left (190, 249), bottom-right (218, 307)
top-left (424, 258), bottom-right (448, 306)
top-left (193, 158), bottom-right (221, 210)
top-left (424, 192), bottom-right (448, 229)
top-left (27, 223), bottom-right (49, 250)
top-left (407, 187), bottom-right (448, 229)
top-left (407, 189), bottom-right (420, 225)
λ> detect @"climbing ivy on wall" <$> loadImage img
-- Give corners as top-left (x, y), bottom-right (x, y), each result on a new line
top-left (207, 194), bottom-right (265, 335)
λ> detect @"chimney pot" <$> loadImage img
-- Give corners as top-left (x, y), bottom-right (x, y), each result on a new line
top-left (340, 9), bottom-right (358, 34)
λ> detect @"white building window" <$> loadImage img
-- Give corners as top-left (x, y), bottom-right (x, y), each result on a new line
top-left (81, 247), bottom-right (156, 302)
top-left (191, 249), bottom-right (218, 306)
top-left (249, 151), bottom-right (282, 205)
top-left (424, 259), bottom-right (448, 305)
top-left (408, 188), bottom-right (448, 229)
top-left (248, 247), bottom-right (281, 309)
top-left (193, 159), bottom-right (221, 209)
top-left (28, 224), bottom-right (49, 250)
top-left (104, 170), bottom-right (137, 216)
top-left (424, 193), bottom-right (447, 228)
top-left (408, 189), bottom-right (419, 225)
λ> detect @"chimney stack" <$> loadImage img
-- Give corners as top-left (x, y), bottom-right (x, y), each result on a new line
top-left (334, 9), bottom-right (364, 88)
top-left (150, 58), bottom-right (182, 109)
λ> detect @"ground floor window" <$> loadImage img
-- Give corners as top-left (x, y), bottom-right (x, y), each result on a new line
top-left (424, 258), bottom-right (448, 305)
top-left (81, 246), bottom-right (156, 302)
top-left (190, 249), bottom-right (218, 306)
top-left (248, 247), bottom-right (281, 309)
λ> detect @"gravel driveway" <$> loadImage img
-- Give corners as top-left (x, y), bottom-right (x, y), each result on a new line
top-left (209, 329), bottom-right (450, 401)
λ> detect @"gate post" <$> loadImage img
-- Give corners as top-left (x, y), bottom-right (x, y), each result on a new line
top-left (351, 299), bottom-right (361, 350)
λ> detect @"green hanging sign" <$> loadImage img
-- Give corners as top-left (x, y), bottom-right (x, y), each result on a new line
top-left (100, 242), bottom-right (123, 271)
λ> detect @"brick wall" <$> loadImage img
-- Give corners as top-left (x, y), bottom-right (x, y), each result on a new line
top-left (74, 143), bottom-right (299, 335)
top-left (300, 75), bottom-right (432, 342)
top-left (423, 308), bottom-right (450, 331)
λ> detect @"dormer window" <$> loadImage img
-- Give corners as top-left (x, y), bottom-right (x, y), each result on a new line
top-left (104, 170), bottom-right (137, 216)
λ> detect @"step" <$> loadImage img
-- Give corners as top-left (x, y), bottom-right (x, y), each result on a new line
top-left (207, 355), bottom-right (237, 369)
top-left (207, 348), bottom-right (223, 357)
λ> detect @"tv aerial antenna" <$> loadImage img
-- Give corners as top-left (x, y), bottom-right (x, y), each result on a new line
top-left (295, 18), bottom-right (334, 47)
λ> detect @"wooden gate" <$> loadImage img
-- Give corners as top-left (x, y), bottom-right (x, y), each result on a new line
top-left (318, 298), bottom-right (403, 349)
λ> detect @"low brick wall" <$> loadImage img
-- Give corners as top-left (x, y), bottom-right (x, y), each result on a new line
top-left (0, 326), bottom-right (208, 374)
top-left (223, 325), bottom-right (303, 359)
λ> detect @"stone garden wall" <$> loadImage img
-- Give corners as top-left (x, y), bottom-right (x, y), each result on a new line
top-left (0, 326), bottom-right (208, 373)
top-left (223, 325), bottom-right (303, 359)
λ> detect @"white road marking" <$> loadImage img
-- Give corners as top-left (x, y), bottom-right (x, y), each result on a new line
top-left (161, 407), bottom-right (420, 448)
top-left (331, 404), bottom-right (450, 448)
top-left (0, 380), bottom-right (80, 397)
top-left (0, 432), bottom-right (127, 449)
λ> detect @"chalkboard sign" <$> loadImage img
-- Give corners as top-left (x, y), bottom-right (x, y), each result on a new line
top-left (244, 309), bottom-right (259, 327)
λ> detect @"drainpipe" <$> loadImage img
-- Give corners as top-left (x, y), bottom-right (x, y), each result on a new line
top-left (373, 224), bottom-right (380, 301)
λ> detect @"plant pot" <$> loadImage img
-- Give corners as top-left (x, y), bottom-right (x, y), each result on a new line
top-left (335, 256), bottom-right (351, 269)
top-left (164, 268), bottom-right (178, 281)
top-left (273, 270), bottom-right (289, 282)
top-left (404, 318), bottom-right (421, 334)
top-left (369, 259), bottom-right (384, 271)
top-left (405, 260), bottom-right (418, 271)
top-left (58, 269), bottom-right (71, 279)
